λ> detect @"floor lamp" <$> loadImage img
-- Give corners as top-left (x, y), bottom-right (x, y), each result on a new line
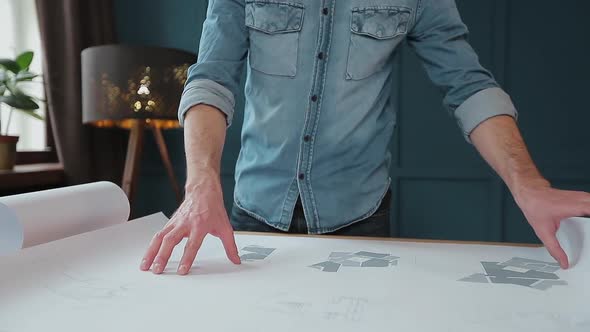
top-left (81, 44), bottom-right (195, 206)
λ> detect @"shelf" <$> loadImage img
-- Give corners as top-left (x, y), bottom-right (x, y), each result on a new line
top-left (0, 163), bottom-right (65, 191)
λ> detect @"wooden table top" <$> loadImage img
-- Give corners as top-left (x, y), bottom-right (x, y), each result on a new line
top-left (236, 231), bottom-right (542, 248)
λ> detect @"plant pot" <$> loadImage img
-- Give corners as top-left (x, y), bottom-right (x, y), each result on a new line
top-left (0, 135), bottom-right (19, 170)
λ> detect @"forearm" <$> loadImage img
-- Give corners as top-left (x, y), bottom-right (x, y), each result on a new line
top-left (183, 105), bottom-right (227, 186)
top-left (470, 115), bottom-right (549, 200)
top-left (142, 103), bottom-right (240, 274)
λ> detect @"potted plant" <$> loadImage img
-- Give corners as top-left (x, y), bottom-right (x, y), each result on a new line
top-left (0, 51), bottom-right (44, 170)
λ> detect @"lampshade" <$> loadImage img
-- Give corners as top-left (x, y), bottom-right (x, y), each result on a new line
top-left (81, 44), bottom-right (195, 129)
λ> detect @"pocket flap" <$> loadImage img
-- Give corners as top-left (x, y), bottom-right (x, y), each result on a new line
top-left (351, 6), bottom-right (412, 40)
top-left (245, 1), bottom-right (304, 34)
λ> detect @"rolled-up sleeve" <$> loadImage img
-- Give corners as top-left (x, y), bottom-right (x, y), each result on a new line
top-left (178, 0), bottom-right (249, 127)
top-left (407, 0), bottom-right (517, 142)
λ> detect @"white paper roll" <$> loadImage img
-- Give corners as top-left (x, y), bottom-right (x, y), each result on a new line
top-left (557, 217), bottom-right (590, 271)
top-left (0, 181), bottom-right (130, 255)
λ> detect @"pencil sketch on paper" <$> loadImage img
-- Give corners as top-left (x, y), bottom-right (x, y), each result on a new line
top-left (310, 251), bottom-right (399, 272)
top-left (239, 245), bottom-right (276, 262)
top-left (257, 292), bottom-right (369, 322)
top-left (323, 296), bottom-right (368, 322)
top-left (459, 257), bottom-right (567, 290)
top-left (42, 270), bottom-right (130, 302)
top-left (463, 310), bottom-right (586, 330)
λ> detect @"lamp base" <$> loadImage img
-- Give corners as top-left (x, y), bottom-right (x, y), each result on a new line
top-left (122, 120), bottom-right (182, 213)
top-left (122, 121), bottom-right (144, 201)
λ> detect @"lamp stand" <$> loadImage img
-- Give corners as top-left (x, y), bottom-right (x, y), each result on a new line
top-left (122, 120), bottom-right (183, 210)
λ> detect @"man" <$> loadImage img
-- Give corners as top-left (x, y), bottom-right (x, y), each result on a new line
top-left (140, 0), bottom-right (590, 275)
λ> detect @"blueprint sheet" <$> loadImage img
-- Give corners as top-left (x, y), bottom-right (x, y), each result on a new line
top-left (0, 214), bottom-right (588, 332)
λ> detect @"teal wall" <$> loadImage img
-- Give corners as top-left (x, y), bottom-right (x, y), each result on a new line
top-left (115, 0), bottom-right (244, 220)
top-left (115, 0), bottom-right (590, 243)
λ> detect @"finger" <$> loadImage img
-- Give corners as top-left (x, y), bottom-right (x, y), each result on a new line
top-left (152, 228), bottom-right (186, 274)
top-left (219, 223), bottom-right (241, 265)
top-left (140, 223), bottom-right (175, 271)
top-left (580, 199), bottom-right (590, 217)
top-left (537, 231), bottom-right (569, 269)
top-left (177, 231), bottom-right (206, 275)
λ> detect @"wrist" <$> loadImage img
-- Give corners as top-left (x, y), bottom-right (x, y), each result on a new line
top-left (510, 176), bottom-right (551, 206)
top-left (185, 165), bottom-right (220, 192)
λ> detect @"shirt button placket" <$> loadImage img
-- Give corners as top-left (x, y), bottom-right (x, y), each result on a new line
top-left (298, 1), bottom-right (333, 229)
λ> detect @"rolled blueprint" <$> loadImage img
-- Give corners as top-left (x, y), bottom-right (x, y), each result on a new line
top-left (0, 182), bottom-right (130, 255)
top-left (557, 217), bottom-right (589, 272)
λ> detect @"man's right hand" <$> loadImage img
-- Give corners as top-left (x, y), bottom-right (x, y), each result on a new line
top-left (139, 168), bottom-right (241, 275)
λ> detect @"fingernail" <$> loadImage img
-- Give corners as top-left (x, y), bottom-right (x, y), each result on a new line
top-left (140, 259), bottom-right (148, 270)
top-left (178, 264), bottom-right (188, 275)
top-left (153, 263), bottom-right (162, 274)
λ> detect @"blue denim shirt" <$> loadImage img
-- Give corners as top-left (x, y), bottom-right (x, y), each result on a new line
top-left (178, 0), bottom-right (517, 234)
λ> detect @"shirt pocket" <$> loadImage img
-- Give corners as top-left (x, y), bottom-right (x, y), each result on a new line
top-left (245, 0), bottom-right (305, 77)
top-left (346, 6), bottom-right (411, 80)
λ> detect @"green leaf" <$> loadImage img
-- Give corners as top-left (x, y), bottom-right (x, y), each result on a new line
top-left (17, 109), bottom-right (44, 121)
top-left (30, 96), bottom-right (47, 103)
top-left (0, 59), bottom-right (20, 73)
top-left (5, 78), bottom-right (20, 95)
top-left (0, 94), bottom-right (40, 110)
top-left (0, 86), bottom-right (5, 96)
top-left (15, 51), bottom-right (34, 70)
top-left (15, 71), bottom-right (38, 81)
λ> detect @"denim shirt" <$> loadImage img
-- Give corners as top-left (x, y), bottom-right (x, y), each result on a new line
top-left (178, 0), bottom-right (517, 234)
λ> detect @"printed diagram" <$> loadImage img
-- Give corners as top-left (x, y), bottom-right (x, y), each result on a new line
top-left (239, 245), bottom-right (276, 261)
top-left (460, 257), bottom-right (567, 290)
top-left (310, 251), bottom-right (399, 272)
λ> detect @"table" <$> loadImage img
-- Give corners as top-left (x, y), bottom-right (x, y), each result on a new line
top-left (0, 213), bottom-right (587, 332)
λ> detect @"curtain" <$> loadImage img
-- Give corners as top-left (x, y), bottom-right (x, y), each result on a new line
top-left (35, 0), bottom-right (127, 184)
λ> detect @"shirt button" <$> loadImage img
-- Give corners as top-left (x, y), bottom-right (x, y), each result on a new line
top-left (298, 173), bottom-right (305, 180)
top-left (311, 95), bottom-right (318, 102)
top-left (304, 135), bottom-right (311, 142)
top-left (318, 52), bottom-right (324, 60)
top-left (322, 8), bottom-right (329, 15)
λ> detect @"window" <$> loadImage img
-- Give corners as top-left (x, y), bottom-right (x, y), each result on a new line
top-left (0, 0), bottom-right (47, 152)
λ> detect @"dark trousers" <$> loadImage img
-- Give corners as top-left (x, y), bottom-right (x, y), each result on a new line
top-left (230, 191), bottom-right (391, 237)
